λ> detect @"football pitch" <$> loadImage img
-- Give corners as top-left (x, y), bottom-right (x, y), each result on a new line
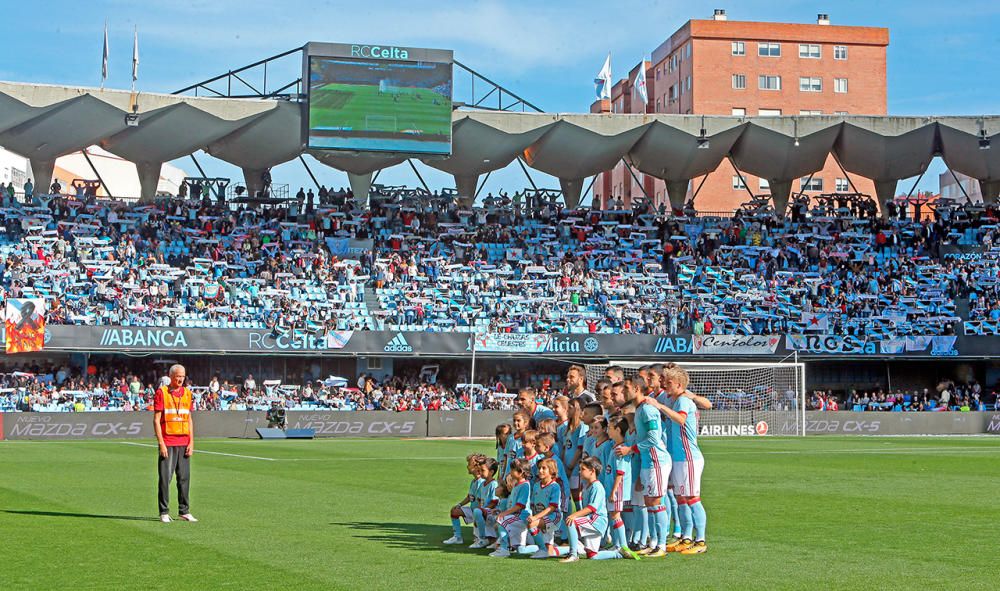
top-left (309, 82), bottom-right (451, 136)
top-left (2, 436), bottom-right (999, 590)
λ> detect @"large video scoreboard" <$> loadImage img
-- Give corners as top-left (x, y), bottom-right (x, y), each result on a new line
top-left (304, 42), bottom-right (454, 155)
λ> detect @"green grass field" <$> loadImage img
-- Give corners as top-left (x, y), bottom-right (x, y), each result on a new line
top-left (309, 82), bottom-right (451, 135)
top-left (2, 436), bottom-right (999, 590)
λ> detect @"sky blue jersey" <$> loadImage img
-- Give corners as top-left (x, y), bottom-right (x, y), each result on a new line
top-left (601, 440), bottom-right (632, 504)
top-left (476, 479), bottom-right (499, 510)
top-left (530, 479), bottom-right (562, 518)
top-left (634, 401), bottom-right (668, 469)
top-left (468, 477), bottom-right (483, 509)
top-left (579, 480), bottom-right (609, 534)
top-left (567, 423), bottom-right (589, 476)
top-left (625, 430), bottom-right (642, 487)
top-left (669, 396), bottom-right (703, 461)
top-left (503, 433), bottom-right (523, 475)
top-left (510, 480), bottom-right (532, 520)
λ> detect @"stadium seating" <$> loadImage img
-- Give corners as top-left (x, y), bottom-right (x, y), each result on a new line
top-left (0, 188), bottom-right (998, 338)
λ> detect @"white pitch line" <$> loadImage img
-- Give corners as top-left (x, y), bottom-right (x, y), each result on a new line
top-left (117, 442), bottom-right (465, 462)
top-left (120, 441), bottom-right (276, 461)
top-left (710, 446), bottom-right (1000, 455)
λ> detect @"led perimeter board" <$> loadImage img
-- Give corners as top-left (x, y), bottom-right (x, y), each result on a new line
top-left (304, 42), bottom-right (454, 155)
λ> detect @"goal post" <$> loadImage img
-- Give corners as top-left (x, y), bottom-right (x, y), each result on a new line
top-left (584, 361), bottom-right (807, 437)
top-left (364, 114), bottom-right (397, 132)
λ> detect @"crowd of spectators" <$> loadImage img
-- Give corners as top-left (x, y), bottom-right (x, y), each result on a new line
top-left (4, 358), bottom-right (998, 413)
top-left (0, 364), bottom-right (472, 413)
top-left (1, 184), bottom-right (999, 336)
top-left (812, 380), bottom-right (997, 412)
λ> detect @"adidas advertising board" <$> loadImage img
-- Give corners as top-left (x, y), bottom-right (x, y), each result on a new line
top-left (384, 333), bottom-right (413, 352)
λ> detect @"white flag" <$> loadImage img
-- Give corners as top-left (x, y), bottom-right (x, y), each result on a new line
top-left (801, 312), bottom-right (829, 331)
top-left (101, 22), bottom-right (109, 86)
top-left (132, 27), bottom-right (139, 83)
top-left (594, 53), bottom-right (611, 100)
top-left (633, 64), bottom-right (648, 106)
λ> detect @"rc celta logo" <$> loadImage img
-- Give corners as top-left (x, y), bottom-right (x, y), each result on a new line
top-left (384, 333), bottom-right (413, 353)
top-left (351, 45), bottom-right (410, 60)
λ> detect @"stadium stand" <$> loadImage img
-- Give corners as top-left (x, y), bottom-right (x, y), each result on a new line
top-left (1, 186), bottom-right (998, 338)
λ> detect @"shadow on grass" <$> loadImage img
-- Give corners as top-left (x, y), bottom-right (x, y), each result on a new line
top-left (332, 521), bottom-right (478, 554)
top-left (3, 510), bottom-right (159, 522)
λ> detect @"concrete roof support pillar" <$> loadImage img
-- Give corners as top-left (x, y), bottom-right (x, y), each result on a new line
top-left (29, 158), bottom-right (55, 196)
top-left (242, 167), bottom-right (264, 198)
top-left (454, 174), bottom-right (480, 208)
top-left (767, 179), bottom-right (793, 215)
top-left (874, 180), bottom-right (898, 217)
top-left (665, 179), bottom-right (690, 211)
top-left (559, 178), bottom-right (583, 210)
top-left (979, 179), bottom-right (1000, 205)
top-left (347, 172), bottom-right (373, 208)
top-left (136, 161), bottom-right (162, 203)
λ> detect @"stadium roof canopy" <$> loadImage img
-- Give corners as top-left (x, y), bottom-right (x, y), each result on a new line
top-left (1, 81), bottom-right (998, 210)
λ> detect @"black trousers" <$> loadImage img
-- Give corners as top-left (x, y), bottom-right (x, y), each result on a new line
top-left (158, 445), bottom-right (191, 516)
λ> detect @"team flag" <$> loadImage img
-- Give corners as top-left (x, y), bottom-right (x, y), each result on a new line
top-left (5, 298), bottom-right (46, 354)
top-left (801, 312), bottom-right (830, 331)
top-left (633, 63), bottom-right (648, 106)
top-left (101, 21), bottom-right (109, 88)
top-left (594, 53), bottom-right (612, 100)
top-left (132, 27), bottom-right (139, 83)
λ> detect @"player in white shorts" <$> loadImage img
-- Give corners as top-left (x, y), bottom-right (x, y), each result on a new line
top-left (661, 365), bottom-right (708, 555)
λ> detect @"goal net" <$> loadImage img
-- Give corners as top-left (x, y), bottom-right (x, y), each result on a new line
top-left (584, 361), bottom-right (806, 437)
top-left (365, 114), bottom-right (397, 132)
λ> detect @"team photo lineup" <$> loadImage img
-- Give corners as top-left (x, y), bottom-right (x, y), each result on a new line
top-left (4, 3), bottom-right (1000, 590)
top-left (446, 364), bottom-right (709, 561)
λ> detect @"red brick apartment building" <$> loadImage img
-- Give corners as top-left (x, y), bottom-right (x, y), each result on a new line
top-left (593, 10), bottom-right (889, 212)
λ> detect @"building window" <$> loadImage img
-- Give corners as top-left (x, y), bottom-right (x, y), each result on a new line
top-left (655, 98), bottom-right (661, 111)
top-left (732, 41), bottom-right (745, 56)
top-left (685, 44), bottom-right (691, 59)
top-left (758, 42), bottom-right (781, 57)
top-left (799, 76), bottom-right (823, 92)
top-left (834, 45), bottom-right (848, 60)
top-left (655, 68), bottom-right (660, 80)
top-left (759, 75), bottom-right (781, 90)
top-left (759, 178), bottom-right (770, 190)
top-left (834, 78), bottom-right (848, 93)
top-left (799, 110), bottom-right (822, 115)
top-left (669, 85), bottom-right (678, 101)
top-left (732, 74), bottom-right (746, 89)
top-left (685, 75), bottom-right (692, 92)
top-left (758, 108), bottom-right (782, 116)
top-left (367, 357), bottom-right (383, 370)
top-left (800, 177), bottom-right (824, 192)
top-left (835, 178), bottom-right (850, 192)
top-left (799, 44), bottom-right (821, 59)
top-left (731, 107), bottom-right (746, 116)
top-left (834, 110), bottom-right (849, 115)
top-left (733, 175), bottom-right (746, 190)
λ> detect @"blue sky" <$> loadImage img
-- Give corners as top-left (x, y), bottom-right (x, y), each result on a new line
top-left (3, 0), bottom-right (998, 197)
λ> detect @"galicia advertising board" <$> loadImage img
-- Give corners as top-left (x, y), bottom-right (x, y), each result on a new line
top-left (303, 42), bottom-right (454, 155)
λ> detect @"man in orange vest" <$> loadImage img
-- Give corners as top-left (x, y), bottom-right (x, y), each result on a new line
top-left (154, 364), bottom-right (197, 523)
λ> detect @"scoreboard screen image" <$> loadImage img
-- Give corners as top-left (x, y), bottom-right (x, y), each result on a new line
top-left (306, 47), bottom-right (453, 155)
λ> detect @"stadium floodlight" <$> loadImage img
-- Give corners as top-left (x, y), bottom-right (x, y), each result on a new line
top-left (124, 113), bottom-right (139, 127)
top-left (979, 131), bottom-right (991, 150)
top-left (793, 118), bottom-right (800, 147)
